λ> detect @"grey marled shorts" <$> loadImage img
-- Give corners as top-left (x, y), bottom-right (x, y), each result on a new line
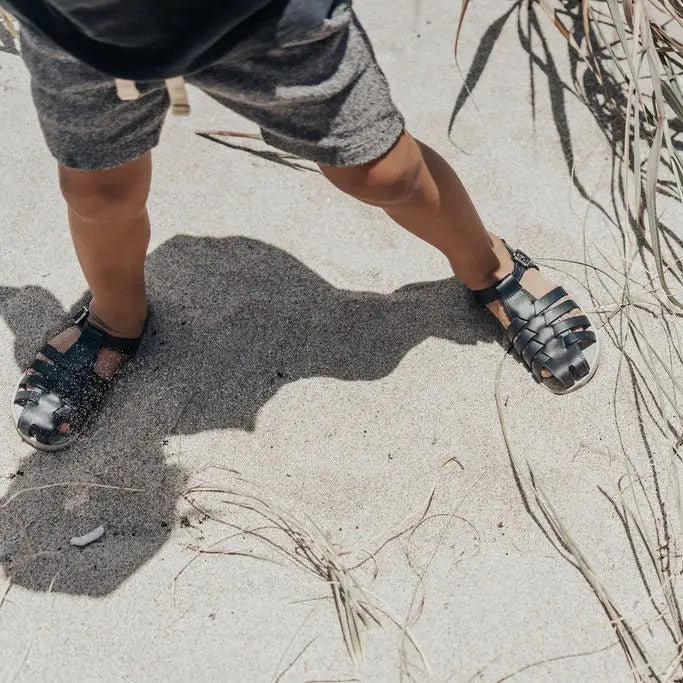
top-left (20, 4), bottom-right (405, 171)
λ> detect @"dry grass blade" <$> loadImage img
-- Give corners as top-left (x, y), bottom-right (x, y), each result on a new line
top-left (0, 482), bottom-right (143, 508)
top-left (537, 0), bottom-right (583, 52)
top-left (494, 0), bottom-right (683, 309)
top-left (274, 636), bottom-right (317, 683)
top-left (0, 9), bottom-right (17, 38)
top-left (194, 129), bottom-right (264, 141)
top-left (533, 482), bottom-right (660, 680)
top-left (0, 578), bottom-right (12, 611)
top-left (180, 478), bottom-right (428, 671)
top-left (454, 0), bottom-right (472, 60)
top-left (454, 3), bottom-right (683, 665)
top-left (494, 347), bottom-right (663, 679)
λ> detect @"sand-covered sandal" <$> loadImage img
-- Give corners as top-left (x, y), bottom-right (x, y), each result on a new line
top-left (11, 305), bottom-right (145, 451)
top-left (472, 247), bottom-right (600, 394)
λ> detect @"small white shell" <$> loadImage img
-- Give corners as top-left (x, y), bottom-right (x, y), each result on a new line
top-left (70, 525), bottom-right (105, 547)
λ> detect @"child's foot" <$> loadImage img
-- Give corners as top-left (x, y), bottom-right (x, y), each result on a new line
top-left (12, 304), bottom-right (147, 450)
top-left (474, 247), bottom-right (599, 393)
top-left (23, 325), bottom-right (127, 434)
top-left (486, 252), bottom-right (582, 378)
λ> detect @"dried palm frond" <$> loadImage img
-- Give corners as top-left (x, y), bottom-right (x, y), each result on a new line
top-left (457, 0), bottom-right (683, 309)
top-left (178, 474), bottom-right (429, 674)
top-left (492, 241), bottom-right (683, 677)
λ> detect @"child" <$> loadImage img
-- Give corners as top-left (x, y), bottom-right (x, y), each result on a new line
top-left (3, 0), bottom-right (599, 450)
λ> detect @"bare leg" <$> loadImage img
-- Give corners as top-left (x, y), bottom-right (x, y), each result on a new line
top-left (62, 153), bottom-right (151, 340)
top-left (25, 153), bottom-right (151, 433)
top-left (320, 132), bottom-right (583, 377)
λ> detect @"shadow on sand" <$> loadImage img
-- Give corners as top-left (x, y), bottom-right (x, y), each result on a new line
top-left (0, 234), bottom-right (497, 596)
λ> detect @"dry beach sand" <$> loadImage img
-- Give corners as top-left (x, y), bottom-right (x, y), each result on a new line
top-left (1, 2), bottom-right (681, 680)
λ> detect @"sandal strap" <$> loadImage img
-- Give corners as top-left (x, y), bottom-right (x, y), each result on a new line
top-left (532, 286), bottom-right (567, 316)
top-left (39, 343), bottom-right (89, 372)
top-left (84, 323), bottom-right (143, 355)
top-left (506, 247), bottom-right (539, 277)
top-left (470, 245), bottom-right (596, 391)
top-left (14, 388), bottom-right (42, 406)
top-left (73, 306), bottom-right (144, 355)
top-left (20, 368), bottom-right (49, 390)
top-left (553, 314), bottom-right (590, 336)
top-left (73, 306), bottom-right (145, 354)
top-left (16, 389), bottom-right (62, 443)
top-left (542, 298), bottom-right (577, 325)
top-left (563, 329), bottom-right (597, 348)
top-left (531, 340), bottom-right (590, 386)
top-left (14, 303), bottom-right (145, 447)
top-left (471, 248), bottom-right (539, 307)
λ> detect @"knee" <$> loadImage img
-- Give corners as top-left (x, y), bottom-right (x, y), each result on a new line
top-left (58, 155), bottom-right (151, 224)
top-left (320, 136), bottom-right (425, 207)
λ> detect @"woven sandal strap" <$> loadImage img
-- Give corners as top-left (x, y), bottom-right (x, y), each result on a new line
top-left (21, 366), bottom-right (50, 389)
top-left (469, 243), bottom-right (597, 391)
top-left (553, 314), bottom-right (590, 336)
top-left (17, 390), bottom-right (62, 443)
top-left (471, 248), bottom-right (539, 306)
top-left (533, 344), bottom-right (590, 386)
top-left (543, 298), bottom-right (578, 325)
top-left (39, 343), bottom-right (87, 371)
top-left (73, 306), bottom-right (145, 355)
top-left (563, 329), bottom-right (597, 348)
top-left (533, 286), bottom-right (567, 316)
top-left (14, 389), bottom-right (41, 407)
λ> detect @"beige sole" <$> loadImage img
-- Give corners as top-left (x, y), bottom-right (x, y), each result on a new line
top-left (542, 334), bottom-right (601, 395)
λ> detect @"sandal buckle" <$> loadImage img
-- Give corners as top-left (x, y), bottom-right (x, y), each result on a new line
top-left (511, 249), bottom-right (533, 269)
top-left (72, 306), bottom-right (89, 325)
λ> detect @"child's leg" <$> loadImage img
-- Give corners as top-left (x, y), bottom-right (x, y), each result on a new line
top-left (16, 28), bottom-right (169, 445)
top-left (19, 24), bottom-right (162, 346)
top-left (319, 131), bottom-right (584, 379)
top-left (320, 131), bottom-right (507, 291)
top-left (23, 154), bottom-right (150, 437)
top-left (59, 154), bottom-right (150, 340)
top-left (193, 3), bottom-right (595, 390)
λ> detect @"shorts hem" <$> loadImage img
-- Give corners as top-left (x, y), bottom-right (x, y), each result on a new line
top-left (261, 113), bottom-right (405, 167)
top-left (48, 133), bottom-right (162, 171)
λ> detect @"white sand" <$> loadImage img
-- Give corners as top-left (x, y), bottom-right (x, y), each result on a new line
top-left (0, 2), bottom-right (680, 680)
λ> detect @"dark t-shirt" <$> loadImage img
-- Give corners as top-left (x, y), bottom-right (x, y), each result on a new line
top-left (0, 0), bottom-right (336, 79)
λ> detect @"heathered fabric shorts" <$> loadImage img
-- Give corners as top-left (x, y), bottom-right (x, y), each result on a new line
top-left (19, 3), bottom-right (405, 171)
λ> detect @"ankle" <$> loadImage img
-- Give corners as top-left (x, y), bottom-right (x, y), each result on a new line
top-left (88, 298), bottom-right (148, 338)
top-left (489, 251), bottom-right (515, 283)
top-left (459, 257), bottom-right (513, 291)
top-left (464, 246), bottom-right (515, 291)
top-left (448, 233), bottom-right (517, 291)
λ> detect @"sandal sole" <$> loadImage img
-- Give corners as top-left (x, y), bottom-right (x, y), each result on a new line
top-left (541, 333), bottom-right (601, 395)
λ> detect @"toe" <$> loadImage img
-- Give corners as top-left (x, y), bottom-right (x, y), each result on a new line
top-left (540, 324), bottom-right (585, 378)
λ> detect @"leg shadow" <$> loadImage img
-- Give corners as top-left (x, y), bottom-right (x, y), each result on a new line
top-left (0, 235), bottom-right (494, 596)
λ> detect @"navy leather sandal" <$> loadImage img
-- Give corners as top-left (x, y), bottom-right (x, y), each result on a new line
top-left (11, 305), bottom-right (146, 451)
top-left (472, 246), bottom-right (600, 394)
